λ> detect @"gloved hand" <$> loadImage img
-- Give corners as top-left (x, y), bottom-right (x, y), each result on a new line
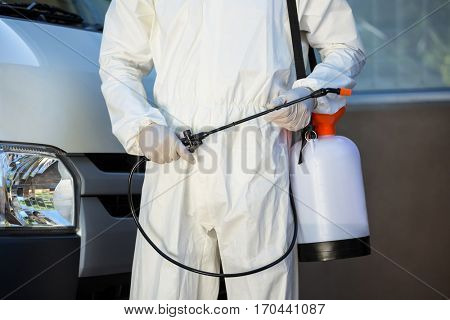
top-left (264, 87), bottom-right (317, 131)
top-left (138, 124), bottom-right (195, 164)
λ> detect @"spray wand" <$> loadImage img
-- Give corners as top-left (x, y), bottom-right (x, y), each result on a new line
top-left (180, 87), bottom-right (352, 152)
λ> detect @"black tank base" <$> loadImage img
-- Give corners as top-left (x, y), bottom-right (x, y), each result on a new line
top-left (298, 236), bottom-right (371, 262)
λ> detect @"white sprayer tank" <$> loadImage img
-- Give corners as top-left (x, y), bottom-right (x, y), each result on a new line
top-left (290, 107), bottom-right (370, 262)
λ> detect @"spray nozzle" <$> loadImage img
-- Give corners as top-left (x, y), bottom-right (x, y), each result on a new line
top-left (310, 88), bottom-right (352, 99)
top-left (339, 88), bottom-right (352, 96)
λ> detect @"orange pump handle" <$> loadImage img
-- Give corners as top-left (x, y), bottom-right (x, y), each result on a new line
top-left (312, 107), bottom-right (346, 136)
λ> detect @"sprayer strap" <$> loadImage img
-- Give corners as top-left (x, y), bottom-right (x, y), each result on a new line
top-left (286, 0), bottom-right (317, 80)
top-left (287, 0), bottom-right (317, 164)
top-left (287, 0), bottom-right (306, 79)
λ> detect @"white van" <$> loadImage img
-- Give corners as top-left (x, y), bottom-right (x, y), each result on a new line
top-left (0, 0), bottom-right (149, 299)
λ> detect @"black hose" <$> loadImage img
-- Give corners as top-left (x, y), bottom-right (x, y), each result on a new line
top-left (128, 157), bottom-right (298, 278)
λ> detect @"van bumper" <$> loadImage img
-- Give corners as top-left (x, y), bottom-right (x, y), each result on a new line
top-left (0, 234), bottom-right (80, 299)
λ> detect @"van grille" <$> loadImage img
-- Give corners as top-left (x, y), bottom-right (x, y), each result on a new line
top-left (85, 154), bottom-right (146, 173)
top-left (98, 195), bottom-right (141, 218)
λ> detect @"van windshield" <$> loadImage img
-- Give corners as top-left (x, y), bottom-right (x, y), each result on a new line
top-left (0, 0), bottom-right (110, 31)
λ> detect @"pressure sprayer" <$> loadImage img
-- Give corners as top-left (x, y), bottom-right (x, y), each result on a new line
top-left (291, 107), bottom-right (371, 262)
top-left (128, 87), bottom-right (371, 278)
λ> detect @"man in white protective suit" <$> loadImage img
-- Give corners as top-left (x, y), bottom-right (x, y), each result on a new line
top-left (99, 0), bottom-right (365, 300)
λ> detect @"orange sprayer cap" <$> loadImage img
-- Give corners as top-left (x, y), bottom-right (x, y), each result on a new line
top-left (312, 107), bottom-right (346, 136)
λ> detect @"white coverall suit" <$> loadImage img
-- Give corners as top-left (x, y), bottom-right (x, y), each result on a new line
top-left (99, 0), bottom-right (365, 299)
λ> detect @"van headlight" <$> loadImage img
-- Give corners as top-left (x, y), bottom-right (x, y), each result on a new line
top-left (0, 143), bottom-right (79, 232)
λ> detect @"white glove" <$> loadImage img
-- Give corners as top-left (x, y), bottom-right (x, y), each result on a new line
top-left (138, 125), bottom-right (195, 164)
top-left (264, 87), bottom-right (317, 131)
